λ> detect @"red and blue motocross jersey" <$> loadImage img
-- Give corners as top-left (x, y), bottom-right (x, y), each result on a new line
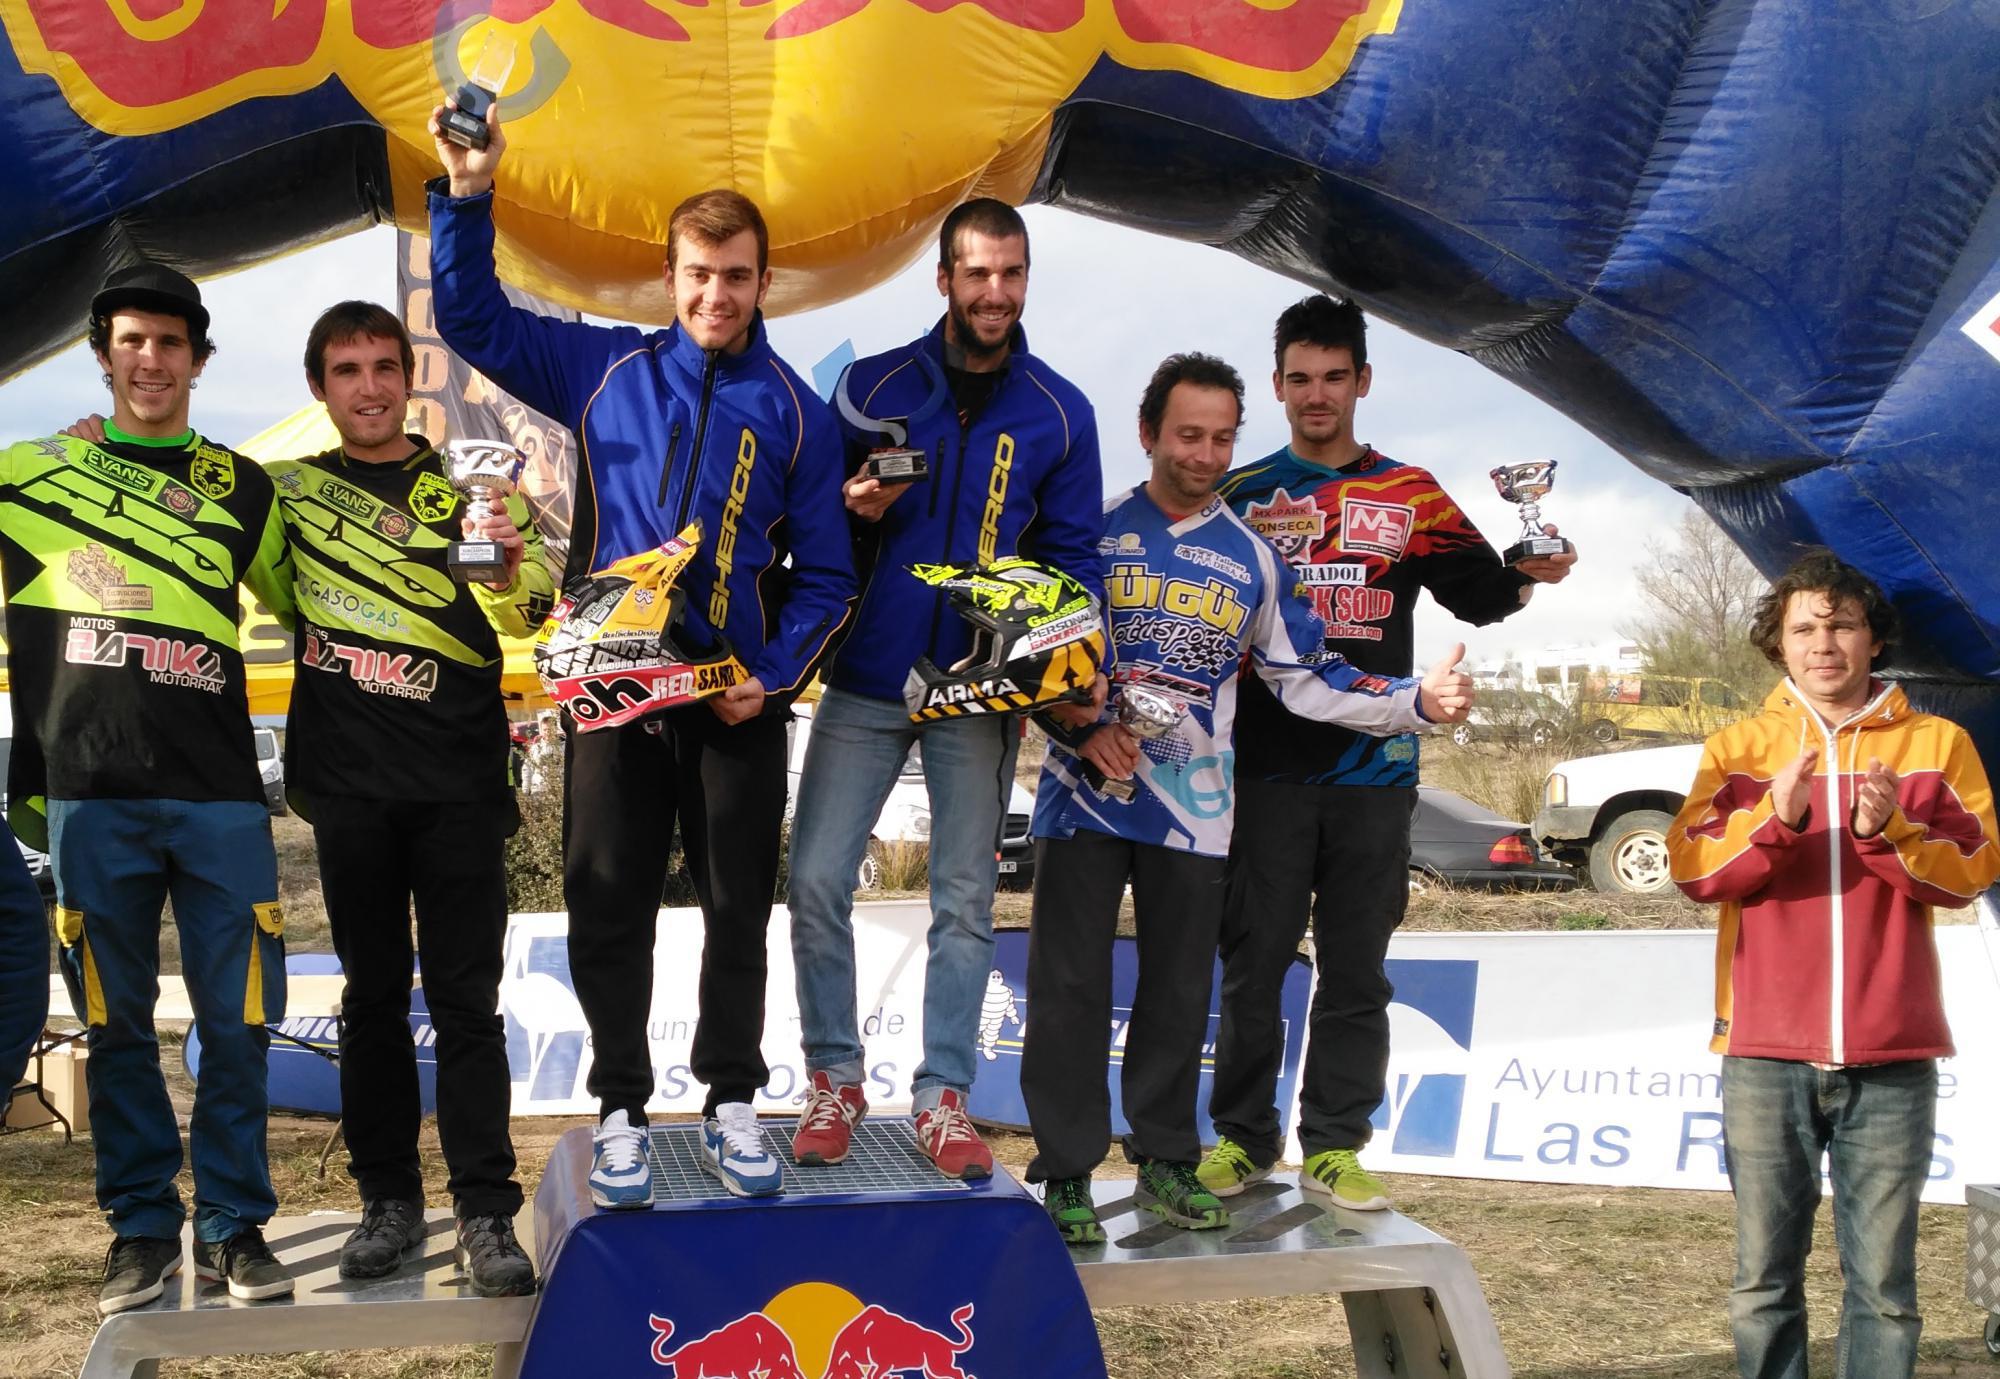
top-left (1218, 446), bottom-right (1528, 788)
top-left (1031, 484), bottom-right (1423, 857)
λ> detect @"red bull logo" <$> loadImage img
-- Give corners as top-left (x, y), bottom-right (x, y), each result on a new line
top-left (648, 1284), bottom-right (977, 1379)
top-left (0, 0), bottom-right (1402, 317)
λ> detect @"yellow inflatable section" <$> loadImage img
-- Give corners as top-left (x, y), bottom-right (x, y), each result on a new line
top-left (2, 0), bottom-right (1399, 321)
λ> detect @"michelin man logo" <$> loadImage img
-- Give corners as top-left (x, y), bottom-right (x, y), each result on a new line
top-left (1370, 959), bottom-right (1478, 1157)
top-left (501, 929), bottom-right (588, 1103)
top-left (978, 970), bottom-right (1021, 1061)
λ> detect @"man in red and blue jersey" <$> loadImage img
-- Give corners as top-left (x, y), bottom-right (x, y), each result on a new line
top-left (1198, 296), bottom-right (1578, 1209)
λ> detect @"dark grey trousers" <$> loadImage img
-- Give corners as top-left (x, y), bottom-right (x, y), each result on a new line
top-left (1021, 829), bottom-right (1226, 1181)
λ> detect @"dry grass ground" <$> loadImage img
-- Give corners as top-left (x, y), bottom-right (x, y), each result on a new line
top-left (8, 741), bottom-right (1992, 1375)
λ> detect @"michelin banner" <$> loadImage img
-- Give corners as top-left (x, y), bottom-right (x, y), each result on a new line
top-left (1339, 923), bottom-right (2000, 1206)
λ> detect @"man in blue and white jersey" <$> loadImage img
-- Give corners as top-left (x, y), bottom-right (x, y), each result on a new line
top-left (1019, 354), bottom-right (1474, 1242)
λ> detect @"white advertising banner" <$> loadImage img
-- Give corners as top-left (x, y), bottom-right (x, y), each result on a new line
top-left (1318, 922), bottom-right (2000, 1205)
top-left (499, 901), bottom-right (936, 1117)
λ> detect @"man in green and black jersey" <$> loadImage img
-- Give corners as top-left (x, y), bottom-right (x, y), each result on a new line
top-left (275, 302), bottom-right (553, 1296)
top-left (0, 263), bottom-right (298, 1314)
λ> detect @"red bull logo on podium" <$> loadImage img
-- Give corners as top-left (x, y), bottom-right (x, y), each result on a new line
top-left (650, 1284), bottom-right (976, 1379)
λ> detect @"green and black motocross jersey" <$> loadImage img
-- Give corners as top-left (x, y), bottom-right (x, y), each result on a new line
top-left (269, 440), bottom-right (554, 806)
top-left (0, 427), bottom-right (294, 828)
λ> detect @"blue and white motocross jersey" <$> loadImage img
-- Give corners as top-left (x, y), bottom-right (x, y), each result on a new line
top-left (1032, 485), bottom-right (1427, 857)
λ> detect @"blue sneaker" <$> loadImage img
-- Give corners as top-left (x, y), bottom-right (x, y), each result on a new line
top-left (589, 1109), bottom-right (655, 1209)
top-left (702, 1103), bottom-right (783, 1198)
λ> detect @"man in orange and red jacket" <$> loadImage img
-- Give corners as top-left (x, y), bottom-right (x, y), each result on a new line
top-left (1667, 546), bottom-right (1997, 1379)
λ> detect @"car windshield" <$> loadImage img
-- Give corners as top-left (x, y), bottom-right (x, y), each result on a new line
top-left (255, 730), bottom-right (278, 761)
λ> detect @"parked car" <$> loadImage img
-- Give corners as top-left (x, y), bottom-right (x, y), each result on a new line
top-left (1532, 742), bottom-right (1703, 893)
top-left (254, 726), bottom-right (285, 814)
top-left (1409, 785), bottom-right (1575, 891)
top-left (1578, 674), bottom-right (1747, 744)
top-left (784, 706), bottom-right (1037, 892)
top-left (1446, 688), bottom-right (1566, 748)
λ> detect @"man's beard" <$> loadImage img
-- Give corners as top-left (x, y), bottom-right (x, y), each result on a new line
top-left (948, 301), bottom-right (1013, 361)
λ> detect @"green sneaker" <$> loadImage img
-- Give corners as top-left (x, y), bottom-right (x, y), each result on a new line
top-left (1135, 1159), bottom-right (1229, 1230)
top-left (1043, 1177), bottom-right (1107, 1245)
top-left (1195, 1137), bottom-right (1270, 1198)
top-left (1301, 1148), bottom-right (1390, 1211)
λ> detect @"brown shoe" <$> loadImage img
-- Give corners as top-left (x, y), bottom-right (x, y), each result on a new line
top-left (792, 1071), bottom-right (867, 1166)
top-left (914, 1090), bottom-right (992, 1179)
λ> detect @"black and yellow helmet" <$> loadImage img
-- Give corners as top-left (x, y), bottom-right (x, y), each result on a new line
top-left (903, 557), bottom-right (1106, 722)
top-left (535, 524), bottom-right (750, 731)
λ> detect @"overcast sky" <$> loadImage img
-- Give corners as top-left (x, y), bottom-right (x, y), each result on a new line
top-left (0, 207), bottom-right (1694, 671)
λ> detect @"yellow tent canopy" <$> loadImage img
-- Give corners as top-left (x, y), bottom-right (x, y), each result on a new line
top-left (2, 407), bottom-right (551, 714)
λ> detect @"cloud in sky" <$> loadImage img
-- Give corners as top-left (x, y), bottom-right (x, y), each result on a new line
top-left (0, 207), bottom-right (1694, 669)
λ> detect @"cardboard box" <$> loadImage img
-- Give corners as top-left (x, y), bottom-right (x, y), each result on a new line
top-left (4, 1037), bottom-right (89, 1133)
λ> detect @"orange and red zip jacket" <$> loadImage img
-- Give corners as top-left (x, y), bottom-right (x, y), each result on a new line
top-left (1667, 679), bottom-right (1997, 1064)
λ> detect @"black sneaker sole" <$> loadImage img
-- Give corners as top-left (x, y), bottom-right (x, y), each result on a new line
top-left (98, 1256), bottom-right (181, 1317)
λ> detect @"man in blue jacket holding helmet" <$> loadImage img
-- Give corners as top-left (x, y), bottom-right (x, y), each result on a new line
top-left (788, 198), bottom-right (1104, 1179)
top-left (428, 101), bottom-right (855, 1205)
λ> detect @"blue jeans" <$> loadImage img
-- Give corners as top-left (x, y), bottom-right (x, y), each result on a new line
top-left (1721, 1055), bottom-right (1935, 1379)
top-left (789, 687), bottom-right (1017, 1105)
top-left (51, 798), bottom-right (284, 1243)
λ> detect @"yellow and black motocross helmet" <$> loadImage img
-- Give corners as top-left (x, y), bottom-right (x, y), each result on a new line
top-left (534, 523), bottom-right (750, 731)
top-left (903, 557), bottom-right (1106, 722)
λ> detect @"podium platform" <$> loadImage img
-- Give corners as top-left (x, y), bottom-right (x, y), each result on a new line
top-left (76, 1209), bottom-right (537, 1379)
top-left (1074, 1175), bottom-right (1509, 1377)
top-left (77, 1122), bottom-right (1508, 1378)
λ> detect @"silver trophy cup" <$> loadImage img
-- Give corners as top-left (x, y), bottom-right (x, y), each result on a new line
top-left (1089, 684), bottom-right (1189, 802)
top-left (444, 438), bottom-right (529, 584)
top-left (1489, 459), bottom-right (1569, 565)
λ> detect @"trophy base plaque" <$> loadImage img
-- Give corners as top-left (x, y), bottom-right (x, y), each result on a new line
top-left (863, 447), bottom-right (929, 485)
top-left (448, 538), bottom-right (509, 584)
top-left (1504, 534), bottom-right (1570, 566)
top-left (440, 75), bottom-right (499, 150)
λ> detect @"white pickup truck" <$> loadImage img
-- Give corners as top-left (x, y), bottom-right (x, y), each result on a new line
top-left (1532, 742), bottom-right (1703, 893)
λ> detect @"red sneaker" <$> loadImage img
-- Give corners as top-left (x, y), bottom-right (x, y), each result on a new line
top-left (914, 1090), bottom-right (992, 1179)
top-left (791, 1071), bottom-right (867, 1166)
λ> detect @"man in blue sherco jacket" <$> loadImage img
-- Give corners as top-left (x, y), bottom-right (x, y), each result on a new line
top-left (427, 103), bottom-right (855, 1204)
top-left (787, 199), bottom-right (1104, 1179)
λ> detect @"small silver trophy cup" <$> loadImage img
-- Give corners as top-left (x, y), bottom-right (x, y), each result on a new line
top-left (444, 438), bottom-right (528, 584)
top-left (1489, 459), bottom-right (1569, 566)
top-left (834, 375), bottom-right (928, 485)
top-left (1089, 685), bottom-right (1189, 802)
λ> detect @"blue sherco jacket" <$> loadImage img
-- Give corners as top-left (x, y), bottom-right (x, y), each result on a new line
top-left (827, 321), bottom-right (1104, 703)
top-left (428, 185), bottom-right (856, 703)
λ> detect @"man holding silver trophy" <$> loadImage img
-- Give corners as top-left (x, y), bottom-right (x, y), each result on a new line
top-left (277, 303), bottom-right (553, 1295)
top-left (1021, 354), bottom-right (1474, 1244)
top-left (427, 100), bottom-right (855, 1206)
top-left (1199, 295), bottom-right (1577, 1213)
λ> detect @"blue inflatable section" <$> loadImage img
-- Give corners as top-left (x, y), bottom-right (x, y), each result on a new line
top-left (2, 2), bottom-right (1996, 761)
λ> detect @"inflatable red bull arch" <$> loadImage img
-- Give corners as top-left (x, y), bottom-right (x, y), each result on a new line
top-left (1, 1), bottom-right (1998, 757)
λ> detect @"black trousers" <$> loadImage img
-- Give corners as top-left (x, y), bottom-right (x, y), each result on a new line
top-left (1022, 830), bottom-right (1226, 1182)
top-left (314, 794), bottom-right (522, 1219)
top-left (562, 709), bottom-right (787, 1117)
top-left (1209, 781), bottom-right (1413, 1162)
